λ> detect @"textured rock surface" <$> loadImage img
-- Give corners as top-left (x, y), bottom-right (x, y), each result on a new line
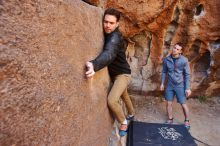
top-left (86, 0), bottom-right (220, 96)
top-left (0, 0), bottom-right (112, 146)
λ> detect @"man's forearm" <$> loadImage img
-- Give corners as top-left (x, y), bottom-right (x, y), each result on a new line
top-left (91, 46), bottom-right (117, 71)
top-left (184, 61), bottom-right (191, 90)
top-left (184, 77), bottom-right (190, 90)
top-left (161, 72), bottom-right (166, 85)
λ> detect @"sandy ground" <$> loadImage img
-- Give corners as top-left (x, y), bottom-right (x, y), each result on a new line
top-left (130, 95), bottom-right (220, 146)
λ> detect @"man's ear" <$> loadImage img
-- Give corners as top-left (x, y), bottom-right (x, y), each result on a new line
top-left (180, 49), bottom-right (183, 54)
top-left (116, 22), bottom-right (119, 27)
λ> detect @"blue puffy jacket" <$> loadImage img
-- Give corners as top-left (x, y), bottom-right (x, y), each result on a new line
top-left (161, 55), bottom-right (190, 90)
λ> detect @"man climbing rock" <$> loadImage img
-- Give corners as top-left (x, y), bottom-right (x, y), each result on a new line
top-left (160, 42), bottom-right (191, 130)
top-left (85, 8), bottom-right (134, 137)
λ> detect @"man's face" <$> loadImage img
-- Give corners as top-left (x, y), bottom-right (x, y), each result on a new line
top-left (103, 14), bottom-right (119, 34)
top-left (172, 44), bottom-right (182, 56)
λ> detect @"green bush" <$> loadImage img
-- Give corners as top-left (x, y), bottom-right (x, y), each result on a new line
top-left (198, 95), bottom-right (208, 103)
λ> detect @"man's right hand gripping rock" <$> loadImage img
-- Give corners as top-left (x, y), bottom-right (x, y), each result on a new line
top-left (85, 61), bottom-right (95, 78)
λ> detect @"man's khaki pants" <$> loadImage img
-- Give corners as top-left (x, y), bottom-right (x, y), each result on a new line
top-left (108, 74), bottom-right (134, 124)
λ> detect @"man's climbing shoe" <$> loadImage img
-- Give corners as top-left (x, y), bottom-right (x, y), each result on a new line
top-left (184, 119), bottom-right (191, 130)
top-left (126, 115), bottom-right (134, 121)
top-left (119, 124), bottom-right (128, 137)
top-left (165, 118), bottom-right (174, 124)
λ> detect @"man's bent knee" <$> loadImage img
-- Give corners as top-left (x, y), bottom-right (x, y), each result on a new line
top-left (107, 98), bottom-right (118, 107)
top-left (167, 101), bottom-right (173, 106)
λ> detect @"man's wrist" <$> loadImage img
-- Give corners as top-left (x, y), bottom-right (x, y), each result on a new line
top-left (90, 61), bottom-right (96, 71)
top-left (185, 89), bottom-right (191, 92)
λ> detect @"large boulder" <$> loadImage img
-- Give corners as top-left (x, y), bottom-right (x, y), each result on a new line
top-left (0, 0), bottom-right (112, 146)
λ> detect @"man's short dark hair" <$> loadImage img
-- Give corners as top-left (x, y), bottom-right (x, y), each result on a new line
top-left (104, 8), bottom-right (121, 22)
top-left (175, 42), bottom-right (183, 48)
